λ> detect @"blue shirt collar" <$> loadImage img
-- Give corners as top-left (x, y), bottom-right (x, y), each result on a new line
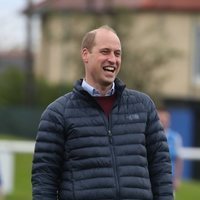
top-left (82, 79), bottom-right (115, 96)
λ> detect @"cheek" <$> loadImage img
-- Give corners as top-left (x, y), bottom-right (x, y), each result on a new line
top-left (118, 57), bottom-right (122, 64)
top-left (117, 59), bottom-right (121, 69)
top-left (91, 55), bottom-right (103, 65)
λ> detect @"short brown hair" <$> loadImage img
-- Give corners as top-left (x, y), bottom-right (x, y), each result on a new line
top-left (81, 25), bottom-right (117, 52)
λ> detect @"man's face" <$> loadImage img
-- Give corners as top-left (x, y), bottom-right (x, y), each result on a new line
top-left (82, 29), bottom-right (121, 90)
top-left (158, 110), bottom-right (170, 130)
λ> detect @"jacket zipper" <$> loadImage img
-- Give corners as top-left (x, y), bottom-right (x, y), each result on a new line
top-left (92, 97), bottom-right (120, 199)
top-left (108, 115), bottom-right (120, 200)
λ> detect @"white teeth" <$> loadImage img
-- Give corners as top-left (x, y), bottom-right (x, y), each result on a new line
top-left (104, 66), bottom-right (115, 71)
top-left (107, 67), bottom-right (114, 70)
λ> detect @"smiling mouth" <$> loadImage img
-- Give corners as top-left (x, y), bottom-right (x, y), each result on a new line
top-left (103, 66), bottom-right (115, 73)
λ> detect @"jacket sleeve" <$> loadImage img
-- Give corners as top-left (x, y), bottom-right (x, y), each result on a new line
top-left (32, 97), bottom-right (66, 200)
top-left (145, 98), bottom-right (174, 200)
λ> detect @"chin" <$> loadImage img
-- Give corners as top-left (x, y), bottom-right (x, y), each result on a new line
top-left (101, 76), bottom-right (115, 85)
top-left (103, 80), bottom-right (114, 86)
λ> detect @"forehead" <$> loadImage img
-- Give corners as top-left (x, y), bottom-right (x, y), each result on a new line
top-left (94, 29), bottom-right (121, 50)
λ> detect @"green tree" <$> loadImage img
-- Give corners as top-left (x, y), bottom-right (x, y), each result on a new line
top-left (112, 12), bottom-right (180, 97)
top-left (0, 68), bottom-right (26, 105)
top-left (0, 68), bottom-right (72, 107)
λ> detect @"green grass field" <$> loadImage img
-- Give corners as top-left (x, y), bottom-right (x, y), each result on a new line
top-left (0, 134), bottom-right (33, 200)
top-left (6, 153), bottom-right (33, 200)
top-left (176, 180), bottom-right (200, 200)
top-left (1, 135), bottom-right (200, 200)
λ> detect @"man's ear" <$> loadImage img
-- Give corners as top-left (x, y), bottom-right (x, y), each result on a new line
top-left (81, 48), bottom-right (89, 63)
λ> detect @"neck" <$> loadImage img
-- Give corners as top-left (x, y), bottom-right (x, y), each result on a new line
top-left (84, 78), bottom-right (113, 96)
top-left (97, 87), bottom-right (112, 96)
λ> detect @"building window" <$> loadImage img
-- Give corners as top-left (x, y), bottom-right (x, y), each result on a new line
top-left (193, 26), bottom-right (200, 84)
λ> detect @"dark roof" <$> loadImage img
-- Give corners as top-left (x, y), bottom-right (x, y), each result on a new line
top-left (0, 50), bottom-right (27, 60)
top-left (0, 50), bottom-right (27, 72)
top-left (25, 0), bottom-right (200, 14)
top-left (25, 0), bottom-right (140, 13)
top-left (141, 0), bottom-right (200, 11)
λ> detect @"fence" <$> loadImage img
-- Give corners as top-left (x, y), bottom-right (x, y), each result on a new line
top-left (0, 140), bottom-right (200, 194)
top-left (0, 140), bottom-right (34, 194)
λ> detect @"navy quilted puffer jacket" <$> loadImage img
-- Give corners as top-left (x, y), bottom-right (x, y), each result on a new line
top-left (32, 78), bottom-right (173, 200)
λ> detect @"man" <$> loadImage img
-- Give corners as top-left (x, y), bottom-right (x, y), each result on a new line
top-left (32, 25), bottom-right (174, 200)
top-left (158, 108), bottom-right (183, 191)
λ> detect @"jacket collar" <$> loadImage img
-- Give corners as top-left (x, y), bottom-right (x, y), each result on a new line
top-left (81, 79), bottom-right (115, 96)
top-left (74, 78), bottom-right (126, 97)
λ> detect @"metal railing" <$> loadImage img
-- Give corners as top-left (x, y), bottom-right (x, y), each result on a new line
top-left (0, 140), bottom-right (200, 194)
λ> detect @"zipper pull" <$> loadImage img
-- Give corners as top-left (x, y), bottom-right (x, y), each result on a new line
top-left (108, 130), bottom-right (113, 144)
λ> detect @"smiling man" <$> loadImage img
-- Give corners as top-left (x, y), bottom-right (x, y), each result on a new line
top-left (81, 26), bottom-right (121, 95)
top-left (32, 25), bottom-right (174, 200)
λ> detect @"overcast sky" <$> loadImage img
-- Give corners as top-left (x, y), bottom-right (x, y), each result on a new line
top-left (0, 0), bottom-right (43, 52)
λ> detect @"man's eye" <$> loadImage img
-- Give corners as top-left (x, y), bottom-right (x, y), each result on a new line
top-left (115, 52), bottom-right (121, 57)
top-left (101, 50), bottom-right (109, 54)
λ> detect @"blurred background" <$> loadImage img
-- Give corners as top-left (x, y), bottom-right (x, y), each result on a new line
top-left (0, 0), bottom-right (200, 199)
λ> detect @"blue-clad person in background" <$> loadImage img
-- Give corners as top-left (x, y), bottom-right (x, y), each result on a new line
top-left (0, 164), bottom-right (4, 200)
top-left (158, 108), bottom-right (183, 191)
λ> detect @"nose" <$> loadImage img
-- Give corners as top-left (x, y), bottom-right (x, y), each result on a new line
top-left (107, 52), bottom-right (116, 64)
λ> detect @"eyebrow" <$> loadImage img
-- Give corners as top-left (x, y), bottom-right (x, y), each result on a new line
top-left (99, 48), bottom-right (121, 52)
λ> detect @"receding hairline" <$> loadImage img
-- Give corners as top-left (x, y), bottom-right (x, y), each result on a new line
top-left (96, 25), bottom-right (117, 34)
top-left (81, 25), bottom-right (118, 52)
